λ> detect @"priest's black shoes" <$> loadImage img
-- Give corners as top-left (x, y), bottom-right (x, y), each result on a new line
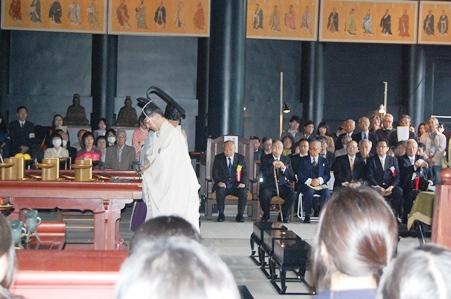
top-left (217, 214), bottom-right (225, 222)
top-left (235, 214), bottom-right (245, 222)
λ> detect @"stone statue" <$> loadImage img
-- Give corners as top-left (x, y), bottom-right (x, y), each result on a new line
top-left (64, 94), bottom-right (89, 126)
top-left (115, 96), bottom-right (138, 127)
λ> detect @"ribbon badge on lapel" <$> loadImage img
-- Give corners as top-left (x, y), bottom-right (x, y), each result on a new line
top-left (236, 164), bottom-right (243, 182)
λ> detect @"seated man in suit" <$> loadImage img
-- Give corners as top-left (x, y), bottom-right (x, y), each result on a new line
top-left (105, 129), bottom-right (136, 170)
top-left (334, 140), bottom-right (363, 188)
top-left (212, 141), bottom-right (248, 222)
top-left (398, 139), bottom-right (429, 224)
top-left (336, 119), bottom-right (355, 150)
top-left (8, 106), bottom-right (36, 156)
top-left (259, 140), bottom-right (296, 222)
top-left (319, 136), bottom-right (334, 170)
top-left (300, 120), bottom-right (316, 142)
top-left (352, 116), bottom-right (377, 153)
top-left (375, 113), bottom-right (394, 142)
top-left (357, 139), bottom-right (373, 182)
top-left (295, 140), bottom-right (331, 223)
top-left (367, 139), bottom-right (403, 220)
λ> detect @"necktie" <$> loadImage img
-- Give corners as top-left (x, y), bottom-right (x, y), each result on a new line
top-left (363, 132), bottom-right (367, 140)
top-left (20, 121), bottom-right (23, 128)
top-left (227, 157), bottom-right (232, 171)
top-left (350, 157), bottom-right (354, 172)
top-left (313, 158), bottom-right (317, 167)
top-left (118, 147), bottom-right (122, 163)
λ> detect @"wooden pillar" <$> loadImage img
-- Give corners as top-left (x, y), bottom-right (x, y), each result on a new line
top-left (0, 29), bottom-right (10, 114)
top-left (432, 168), bottom-right (451, 249)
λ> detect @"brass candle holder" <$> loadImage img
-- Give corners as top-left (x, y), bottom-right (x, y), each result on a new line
top-left (72, 159), bottom-right (93, 182)
top-left (0, 157), bottom-right (24, 180)
top-left (0, 158), bottom-right (14, 180)
top-left (37, 158), bottom-right (60, 181)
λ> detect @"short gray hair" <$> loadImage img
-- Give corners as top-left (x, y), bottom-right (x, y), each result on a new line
top-left (116, 129), bottom-right (127, 138)
top-left (377, 244), bottom-right (451, 299)
top-left (116, 236), bottom-right (240, 299)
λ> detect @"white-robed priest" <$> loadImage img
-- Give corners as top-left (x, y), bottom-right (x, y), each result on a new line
top-left (137, 87), bottom-right (200, 231)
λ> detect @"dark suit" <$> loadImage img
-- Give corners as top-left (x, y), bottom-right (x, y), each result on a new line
top-left (352, 131), bottom-right (378, 154)
top-left (398, 154), bottom-right (429, 223)
top-left (356, 152), bottom-right (373, 183)
top-left (105, 145), bottom-right (135, 170)
top-left (375, 128), bottom-right (393, 143)
top-left (294, 156), bottom-right (331, 217)
top-left (333, 155), bottom-right (363, 187)
top-left (367, 155), bottom-right (403, 218)
top-left (259, 154), bottom-right (296, 220)
top-left (336, 133), bottom-right (354, 150)
top-left (8, 120), bottom-right (35, 156)
top-left (388, 130), bottom-right (416, 147)
top-left (212, 153), bottom-right (248, 216)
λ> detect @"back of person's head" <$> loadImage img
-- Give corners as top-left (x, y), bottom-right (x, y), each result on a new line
top-left (312, 187), bottom-right (398, 290)
top-left (377, 244), bottom-right (451, 299)
top-left (129, 216), bottom-right (200, 254)
top-left (116, 236), bottom-right (240, 299)
top-left (0, 214), bottom-right (16, 299)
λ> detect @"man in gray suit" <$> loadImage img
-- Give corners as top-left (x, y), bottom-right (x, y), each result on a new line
top-left (105, 129), bottom-right (135, 170)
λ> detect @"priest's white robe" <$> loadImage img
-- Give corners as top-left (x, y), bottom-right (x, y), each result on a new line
top-left (142, 120), bottom-right (200, 231)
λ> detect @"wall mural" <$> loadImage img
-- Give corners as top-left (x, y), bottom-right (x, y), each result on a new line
top-left (246, 0), bottom-right (319, 41)
top-left (319, 0), bottom-right (418, 44)
top-left (1, 0), bottom-right (107, 33)
top-left (108, 0), bottom-right (209, 37)
top-left (419, 1), bottom-right (451, 45)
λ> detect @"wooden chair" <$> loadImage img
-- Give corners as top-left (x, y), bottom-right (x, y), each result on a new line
top-left (204, 136), bottom-right (259, 220)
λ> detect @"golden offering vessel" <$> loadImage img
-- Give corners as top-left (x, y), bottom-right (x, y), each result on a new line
top-left (72, 158), bottom-right (93, 182)
top-left (37, 158), bottom-right (60, 181)
top-left (0, 157), bottom-right (24, 180)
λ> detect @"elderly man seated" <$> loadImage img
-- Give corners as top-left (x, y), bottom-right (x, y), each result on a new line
top-left (333, 140), bottom-right (363, 188)
top-left (212, 141), bottom-right (248, 222)
top-left (105, 129), bottom-right (135, 170)
top-left (294, 140), bottom-right (331, 223)
top-left (259, 140), bottom-right (296, 222)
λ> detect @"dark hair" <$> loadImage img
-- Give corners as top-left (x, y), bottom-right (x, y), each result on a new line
top-left (250, 136), bottom-right (260, 142)
top-left (81, 131), bottom-right (95, 149)
top-left (0, 214), bottom-right (15, 298)
top-left (317, 122), bottom-right (329, 135)
top-left (303, 120), bottom-right (315, 128)
top-left (106, 128), bottom-right (117, 137)
top-left (378, 244), bottom-right (451, 299)
top-left (262, 137), bottom-right (272, 144)
top-left (98, 118), bottom-right (108, 129)
top-left (77, 129), bottom-right (87, 138)
top-left (282, 134), bottom-right (294, 147)
top-left (51, 114), bottom-right (64, 129)
top-left (377, 138), bottom-right (389, 146)
top-left (96, 136), bottom-right (107, 147)
top-left (312, 187), bottom-right (397, 291)
top-left (289, 115), bottom-right (301, 124)
top-left (129, 216), bottom-right (200, 254)
top-left (418, 142), bottom-right (426, 151)
top-left (16, 106), bottom-right (27, 113)
top-left (47, 132), bottom-right (63, 148)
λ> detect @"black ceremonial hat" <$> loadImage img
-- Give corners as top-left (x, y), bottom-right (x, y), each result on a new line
top-left (146, 87), bottom-right (186, 120)
top-left (137, 97), bottom-right (162, 118)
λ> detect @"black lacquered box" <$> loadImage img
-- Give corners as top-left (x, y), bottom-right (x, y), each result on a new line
top-left (253, 221), bottom-right (287, 244)
top-left (273, 236), bottom-right (311, 267)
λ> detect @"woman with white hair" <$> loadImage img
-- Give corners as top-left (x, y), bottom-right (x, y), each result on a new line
top-left (116, 236), bottom-right (240, 299)
top-left (377, 244), bottom-right (451, 299)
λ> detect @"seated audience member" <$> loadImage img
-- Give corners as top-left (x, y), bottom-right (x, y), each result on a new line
top-left (318, 136), bottom-right (334, 169)
top-left (357, 139), bottom-right (373, 182)
top-left (0, 214), bottom-right (17, 299)
top-left (260, 137), bottom-right (273, 160)
top-left (393, 141), bottom-right (407, 158)
top-left (375, 113), bottom-right (394, 142)
top-left (105, 129), bottom-right (135, 170)
top-left (369, 114), bottom-right (381, 132)
top-left (8, 106), bottom-right (35, 156)
top-left (295, 140), bottom-right (331, 223)
top-left (129, 216), bottom-right (200, 254)
top-left (94, 118), bottom-right (108, 139)
top-left (282, 115), bottom-right (302, 143)
top-left (398, 139), bottom-right (429, 224)
top-left (76, 131), bottom-right (101, 162)
top-left (72, 129), bottom-right (87, 152)
top-left (335, 135), bottom-right (352, 158)
top-left (55, 129), bottom-right (77, 163)
top-left (377, 244), bottom-right (451, 299)
top-left (106, 129), bottom-right (117, 147)
top-left (250, 136), bottom-right (263, 159)
top-left (96, 136), bottom-right (107, 164)
top-left (132, 115), bottom-right (149, 160)
top-left (116, 236), bottom-right (240, 299)
top-left (336, 119), bottom-right (355, 150)
top-left (282, 135), bottom-right (294, 156)
top-left (312, 187), bottom-right (398, 299)
top-left (43, 132), bottom-right (69, 159)
top-left (416, 122), bottom-right (427, 141)
top-left (352, 116), bottom-right (377, 153)
top-left (333, 140), bottom-right (363, 188)
top-left (212, 141), bottom-right (248, 222)
top-left (300, 120), bottom-right (316, 142)
top-left (367, 139), bottom-right (403, 220)
top-left (291, 138), bottom-right (309, 174)
top-left (388, 114), bottom-right (416, 147)
top-left (259, 140), bottom-right (296, 222)
top-left (420, 116), bottom-right (446, 184)
top-left (317, 122), bottom-right (335, 153)
top-left (44, 114), bottom-right (66, 148)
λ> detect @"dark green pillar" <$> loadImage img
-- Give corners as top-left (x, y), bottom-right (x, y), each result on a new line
top-left (207, 0), bottom-right (246, 137)
top-left (196, 38), bottom-right (209, 151)
top-left (301, 42), bottom-right (324, 124)
top-left (0, 29), bottom-right (10, 115)
top-left (407, 45), bottom-right (426, 127)
top-left (91, 35), bottom-right (118, 127)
